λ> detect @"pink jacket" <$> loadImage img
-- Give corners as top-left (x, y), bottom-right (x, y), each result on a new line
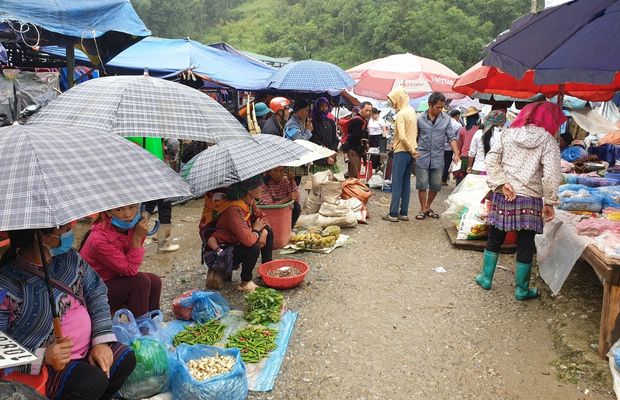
top-left (80, 216), bottom-right (144, 282)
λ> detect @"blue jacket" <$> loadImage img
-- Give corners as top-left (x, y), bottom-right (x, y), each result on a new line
top-left (0, 250), bottom-right (115, 374)
top-left (284, 114), bottom-right (312, 141)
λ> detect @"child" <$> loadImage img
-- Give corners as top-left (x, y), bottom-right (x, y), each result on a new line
top-left (261, 166), bottom-right (302, 228)
top-left (80, 204), bottom-right (162, 317)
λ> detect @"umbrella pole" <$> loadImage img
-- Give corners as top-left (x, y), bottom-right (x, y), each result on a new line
top-left (66, 45), bottom-right (75, 89)
top-left (35, 232), bottom-right (64, 371)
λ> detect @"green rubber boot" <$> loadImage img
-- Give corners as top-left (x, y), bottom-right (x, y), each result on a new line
top-left (475, 250), bottom-right (499, 290)
top-left (514, 262), bottom-right (538, 300)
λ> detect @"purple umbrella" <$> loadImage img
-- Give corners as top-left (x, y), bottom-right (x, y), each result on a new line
top-left (483, 0), bottom-right (620, 85)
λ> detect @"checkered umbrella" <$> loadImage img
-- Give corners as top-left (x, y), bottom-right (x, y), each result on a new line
top-left (267, 60), bottom-right (355, 93)
top-left (28, 74), bottom-right (252, 142)
top-left (183, 134), bottom-right (310, 196)
top-left (0, 124), bottom-right (192, 231)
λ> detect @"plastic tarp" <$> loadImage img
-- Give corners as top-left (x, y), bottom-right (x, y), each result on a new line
top-left (42, 37), bottom-right (276, 90)
top-left (161, 310), bottom-right (298, 392)
top-left (0, 0), bottom-right (149, 63)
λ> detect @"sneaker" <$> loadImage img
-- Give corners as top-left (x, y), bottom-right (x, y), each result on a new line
top-left (398, 215), bottom-right (410, 221)
top-left (382, 214), bottom-right (398, 222)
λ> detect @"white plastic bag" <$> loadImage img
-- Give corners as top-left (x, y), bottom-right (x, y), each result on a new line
top-left (367, 174), bottom-right (384, 189)
top-left (456, 206), bottom-right (488, 240)
top-left (442, 174), bottom-right (490, 229)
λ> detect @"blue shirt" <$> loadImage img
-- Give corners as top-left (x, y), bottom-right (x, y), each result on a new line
top-left (417, 111), bottom-right (459, 169)
top-left (284, 114), bottom-right (312, 141)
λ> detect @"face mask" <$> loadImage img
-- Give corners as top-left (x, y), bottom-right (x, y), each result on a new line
top-left (111, 211), bottom-right (140, 230)
top-left (49, 231), bottom-right (75, 257)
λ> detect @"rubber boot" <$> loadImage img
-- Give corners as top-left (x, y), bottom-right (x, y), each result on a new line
top-left (475, 250), bottom-right (499, 290)
top-left (514, 262), bottom-right (538, 300)
top-left (157, 224), bottom-right (180, 253)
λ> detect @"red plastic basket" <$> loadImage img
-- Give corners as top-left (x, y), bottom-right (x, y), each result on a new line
top-left (258, 259), bottom-right (310, 289)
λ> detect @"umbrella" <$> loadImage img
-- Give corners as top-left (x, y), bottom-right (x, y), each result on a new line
top-left (283, 140), bottom-right (336, 167)
top-left (454, 61), bottom-right (620, 101)
top-left (267, 60), bottom-right (355, 93)
top-left (483, 0), bottom-right (620, 85)
top-left (348, 53), bottom-right (464, 100)
top-left (28, 74), bottom-right (253, 142)
top-left (0, 124), bottom-right (191, 230)
top-left (0, 123), bottom-right (190, 360)
top-left (183, 134), bottom-right (310, 195)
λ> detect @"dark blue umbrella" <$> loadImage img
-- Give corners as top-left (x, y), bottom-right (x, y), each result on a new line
top-left (267, 60), bottom-right (355, 93)
top-left (483, 0), bottom-right (620, 85)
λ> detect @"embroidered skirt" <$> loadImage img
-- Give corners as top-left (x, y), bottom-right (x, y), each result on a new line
top-left (487, 192), bottom-right (544, 233)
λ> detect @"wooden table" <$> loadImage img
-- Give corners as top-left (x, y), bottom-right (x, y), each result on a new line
top-left (581, 244), bottom-right (620, 357)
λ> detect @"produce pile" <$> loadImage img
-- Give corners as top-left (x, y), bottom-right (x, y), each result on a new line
top-left (227, 326), bottom-right (278, 363)
top-left (244, 288), bottom-right (284, 325)
top-left (173, 320), bottom-right (226, 347)
top-left (266, 266), bottom-right (301, 278)
top-left (290, 225), bottom-right (341, 249)
top-left (187, 355), bottom-right (236, 381)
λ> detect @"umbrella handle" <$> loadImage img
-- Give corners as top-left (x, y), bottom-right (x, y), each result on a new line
top-left (50, 318), bottom-right (65, 371)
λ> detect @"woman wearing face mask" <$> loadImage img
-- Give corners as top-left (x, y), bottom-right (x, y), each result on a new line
top-left (80, 204), bottom-right (161, 317)
top-left (0, 225), bottom-right (136, 400)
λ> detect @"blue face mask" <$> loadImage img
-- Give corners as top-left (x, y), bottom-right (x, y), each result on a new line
top-left (49, 231), bottom-right (75, 257)
top-left (111, 211), bottom-right (140, 230)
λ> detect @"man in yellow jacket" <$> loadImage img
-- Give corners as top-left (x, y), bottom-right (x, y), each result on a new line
top-left (382, 88), bottom-right (419, 222)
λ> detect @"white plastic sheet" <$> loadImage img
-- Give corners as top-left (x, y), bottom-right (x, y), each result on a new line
top-left (536, 210), bottom-right (592, 295)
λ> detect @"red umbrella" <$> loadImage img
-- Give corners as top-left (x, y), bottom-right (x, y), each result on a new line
top-left (348, 53), bottom-right (464, 100)
top-left (453, 62), bottom-right (620, 101)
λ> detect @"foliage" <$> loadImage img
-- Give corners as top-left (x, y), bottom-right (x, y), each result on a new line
top-left (131, 0), bottom-right (532, 73)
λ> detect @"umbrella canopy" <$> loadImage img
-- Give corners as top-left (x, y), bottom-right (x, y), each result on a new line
top-left (283, 140), bottom-right (336, 167)
top-left (0, 0), bottom-right (150, 64)
top-left (483, 0), bottom-right (620, 85)
top-left (267, 60), bottom-right (355, 93)
top-left (28, 74), bottom-right (253, 142)
top-left (348, 53), bottom-right (463, 100)
top-left (453, 61), bottom-right (620, 101)
top-left (184, 134), bottom-right (310, 196)
top-left (42, 37), bottom-right (276, 91)
top-left (0, 124), bottom-right (191, 231)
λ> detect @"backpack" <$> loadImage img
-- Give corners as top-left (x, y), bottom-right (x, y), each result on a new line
top-left (338, 115), bottom-right (367, 144)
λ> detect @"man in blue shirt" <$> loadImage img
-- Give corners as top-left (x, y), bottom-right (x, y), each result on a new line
top-left (415, 92), bottom-right (461, 220)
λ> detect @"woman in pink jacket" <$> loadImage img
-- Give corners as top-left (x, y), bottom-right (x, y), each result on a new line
top-left (80, 204), bottom-right (162, 317)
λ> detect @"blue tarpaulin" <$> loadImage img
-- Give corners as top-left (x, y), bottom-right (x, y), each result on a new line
top-left (0, 0), bottom-right (150, 63)
top-left (43, 37), bottom-right (275, 91)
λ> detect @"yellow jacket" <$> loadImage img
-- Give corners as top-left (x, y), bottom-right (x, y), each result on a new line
top-left (387, 88), bottom-right (418, 154)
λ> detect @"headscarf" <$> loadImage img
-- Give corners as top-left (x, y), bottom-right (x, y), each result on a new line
top-left (312, 97), bottom-right (331, 120)
top-left (511, 101), bottom-right (567, 135)
top-left (482, 110), bottom-right (507, 132)
top-left (226, 175), bottom-right (263, 200)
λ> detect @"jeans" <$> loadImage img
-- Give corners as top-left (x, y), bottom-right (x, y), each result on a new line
top-left (485, 226), bottom-right (536, 264)
top-left (389, 152), bottom-right (413, 217)
top-left (442, 150), bottom-right (453, 182)
top-left (233, 227), bottom-right (274, 282)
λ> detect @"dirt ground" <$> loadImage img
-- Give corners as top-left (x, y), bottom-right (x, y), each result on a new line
top-left (135, 179), bottom-right (616, 400)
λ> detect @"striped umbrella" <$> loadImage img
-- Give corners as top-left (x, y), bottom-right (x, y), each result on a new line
top-left (183, 134), bottom-right (310, 196)
top-left (0, 124), bottom-right (191, 231)
top-left (267, 60), bottom-right (355, 93)
top-left (28, 74), bottom-right (253, 142)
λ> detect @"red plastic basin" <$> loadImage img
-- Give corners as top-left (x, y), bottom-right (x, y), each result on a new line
top-left (258, 259), bottom-right (309, 290)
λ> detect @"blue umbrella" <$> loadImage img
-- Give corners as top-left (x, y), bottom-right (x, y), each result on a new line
top-left (483, 0), bottom-right (619, 85)
top-left (267, 60), bottom-right (355, 92)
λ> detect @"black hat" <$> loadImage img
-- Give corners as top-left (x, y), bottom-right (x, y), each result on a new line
top-left (293, 99), bottom-right (310, 113)
top-left (448, 109), bottom-right (461, 117)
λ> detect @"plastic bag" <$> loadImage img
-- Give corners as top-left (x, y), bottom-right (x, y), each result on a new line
top-left (112, 309), bottom-right (141, 345)
top-left (367, 174), bottom-right (384, 189)
top-left (178, 291), bottom-right (230, 323)
top-left (136, 310), bottom-right (164, 339)
top-left (119, 337), bottom-right (170, 400)
top-left (607, 338), bottom-right (620, 399)
top-left (173, 290), bottom-right (197, 321)
top-left (171, 345), bottom-right (248, 400)
top-left (456, 206), bottom-right (488, 240)
top-left (561, 146), bottom-right (587, 162)
top-left (558, 187), bottom-right (603, 213)
top-left (442, 174), bottom-right (489, 228)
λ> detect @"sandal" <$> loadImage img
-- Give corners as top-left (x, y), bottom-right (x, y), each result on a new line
top-left (426, 209), bottom-right (440, 219)
top-left (415, 212), bottom-right (426, 220)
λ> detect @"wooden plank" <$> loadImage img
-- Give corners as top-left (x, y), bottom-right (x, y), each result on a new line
top-left (444, 227), bottom-right (516, 254)
top-left (582, 244), bottom-right (620, 285)
top-left (599, 279), bottom-right (620, 357)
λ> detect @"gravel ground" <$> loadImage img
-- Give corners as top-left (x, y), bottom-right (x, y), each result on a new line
top-left (135, 179), bottom-right (616, 400)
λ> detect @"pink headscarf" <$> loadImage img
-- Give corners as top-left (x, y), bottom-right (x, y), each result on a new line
top-left (511, 101), bottom-right (567, 135)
